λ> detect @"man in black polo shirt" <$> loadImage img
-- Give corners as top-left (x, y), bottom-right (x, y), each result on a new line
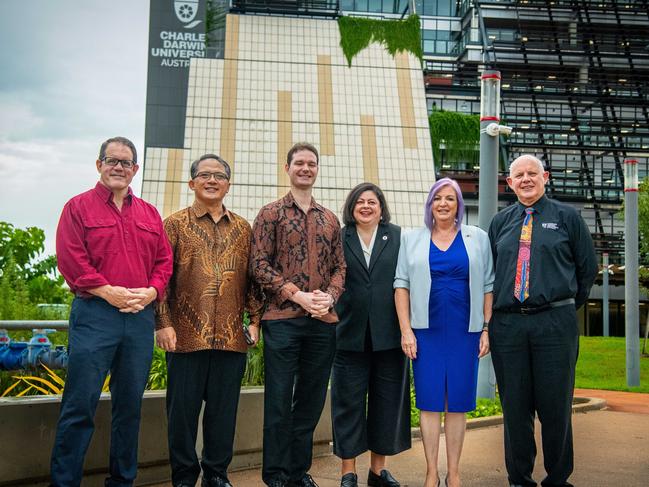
top-left (488, 154), bottom-right (598, 487)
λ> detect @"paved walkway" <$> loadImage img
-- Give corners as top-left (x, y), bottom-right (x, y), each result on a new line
top-left (574, 388), bottom-right (649, 414)
top-left (150, 402), bottom-right (649, 487)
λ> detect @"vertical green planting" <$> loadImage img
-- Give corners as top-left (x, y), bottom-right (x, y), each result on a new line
top-left (428, 109), bottom-right (480, 169)
top-left (338, 15), bottom-right (423, 67)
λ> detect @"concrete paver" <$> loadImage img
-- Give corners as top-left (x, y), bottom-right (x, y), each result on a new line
top-left (150, 409), bottom-right (649, 486)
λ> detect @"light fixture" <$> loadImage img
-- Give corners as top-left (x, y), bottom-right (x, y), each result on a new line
top-left (624, 159), bottom-right (638, 192)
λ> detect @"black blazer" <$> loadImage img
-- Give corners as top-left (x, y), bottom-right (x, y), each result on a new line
top-left (335, 222), bottom-right (402, 352)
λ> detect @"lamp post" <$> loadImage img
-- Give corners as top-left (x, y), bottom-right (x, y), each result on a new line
top-left (602, 253), bottom-right (610, 337)
top-left (476, 70), bottom-right (511, 399)
top-left (624, 158), bottom-right (640, 386)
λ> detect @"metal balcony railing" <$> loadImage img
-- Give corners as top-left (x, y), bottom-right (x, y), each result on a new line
top-left (229, 0), bottom-right (340, 17)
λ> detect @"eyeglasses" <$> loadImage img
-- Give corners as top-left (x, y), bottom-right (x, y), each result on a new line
top-left (101, 156), bottom-right (136, 169)
top-left (194, 171), bottom-right (229, 182)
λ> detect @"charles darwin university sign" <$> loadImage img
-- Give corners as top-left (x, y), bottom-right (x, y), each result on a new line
top-left (145, 0), bottom-right (225, 149)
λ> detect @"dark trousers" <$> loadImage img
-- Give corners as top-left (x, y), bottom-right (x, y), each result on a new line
top-left (490, 305), bottom-right (579, 487)
top-left (261, 317), bottom-right (336, 485)
top-left (50, 297), bottom-right (154, 487)
top-left (166, 349), bottom-right (246, 485)
top-left (331, 348), bottom-right (411, 459)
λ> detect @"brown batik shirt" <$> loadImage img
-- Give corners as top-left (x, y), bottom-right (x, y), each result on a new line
top-left (156, 202), bottom-right (263, 353)
top-left (250, 191), bottom-right (346, 323)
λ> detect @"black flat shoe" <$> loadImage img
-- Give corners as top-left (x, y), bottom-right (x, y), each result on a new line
top-left (340, 472), bottom-right (358, 487)
top-left (202, 476), bottom-right (233, 487)
top-left (290, 474), bottom-right (319, 487)
top-left (367, 469), bottom-right (400, 487)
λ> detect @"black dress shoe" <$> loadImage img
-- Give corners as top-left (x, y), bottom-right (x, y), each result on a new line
top-left (202, 476), bottom-right (233, 487)
top-left (367, 469), bottom-right (400, 487)
top-left (267, 480), bottom-right (287, 487)
top-left (340, 472), bottom-right (358, 487)
top-left (290, 474), bottom-right (319, 487)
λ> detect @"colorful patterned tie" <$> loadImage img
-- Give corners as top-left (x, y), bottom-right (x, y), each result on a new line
top-left (514, 207), bottom-right (534, 302)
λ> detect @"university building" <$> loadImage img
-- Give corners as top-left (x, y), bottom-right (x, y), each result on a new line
top-left (143, 0), bottom-right (649, 335)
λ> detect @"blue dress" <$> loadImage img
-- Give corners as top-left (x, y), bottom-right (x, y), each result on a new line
top-left (412, 232), bottom-right (481, 413)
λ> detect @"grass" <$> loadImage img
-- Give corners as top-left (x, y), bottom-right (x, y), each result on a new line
top-left (576, 336), bottom-right (649, 393)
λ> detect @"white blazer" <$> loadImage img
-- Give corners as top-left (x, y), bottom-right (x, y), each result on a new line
top-left (394, 224), bottom-right (494, 332)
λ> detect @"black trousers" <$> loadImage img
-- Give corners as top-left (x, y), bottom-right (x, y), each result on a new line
top-left (166, 349), bottom-right (246, 486)
top-left (261, 317), bottom-right (336, 485)
top-left (490, 305), bottom-right (579, 487)
top-left (331, 348), bottom-right (411, 459)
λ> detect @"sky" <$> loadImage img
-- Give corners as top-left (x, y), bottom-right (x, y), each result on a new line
top-left (0, 1), bottom-right (150, 256)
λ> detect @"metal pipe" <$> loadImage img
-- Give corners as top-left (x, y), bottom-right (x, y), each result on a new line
top-left (603, 253), bottom-right (610, 337)
top-left (0, 321), bottom-right (69, 330)
top-left (624, 159), bottom-right (640, 386)
top-left (477, 70), bottom-right (502, 400)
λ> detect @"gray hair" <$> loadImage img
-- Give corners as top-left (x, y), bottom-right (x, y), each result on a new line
top-left (99, 136), bottom-right (137, 163)
top-left (190, 154), bottom-right (231, 179)
top-left (509, 154), bottom-right (545, 176)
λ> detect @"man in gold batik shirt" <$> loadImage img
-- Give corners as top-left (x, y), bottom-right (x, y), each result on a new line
top-left (155, 153), bottom-right (263, 487)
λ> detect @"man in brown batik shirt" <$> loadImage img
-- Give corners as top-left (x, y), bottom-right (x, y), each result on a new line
top-left (155, 154), bottom-right (263, 487)
top-left (251, 142), bottom-right (346, 487)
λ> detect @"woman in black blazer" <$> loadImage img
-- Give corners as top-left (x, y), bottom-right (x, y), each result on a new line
top-left (332, 182), bottom-right (411, 487)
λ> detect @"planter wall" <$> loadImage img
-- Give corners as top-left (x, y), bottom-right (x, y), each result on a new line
top-left (0, 387), bottom-right (332, 486)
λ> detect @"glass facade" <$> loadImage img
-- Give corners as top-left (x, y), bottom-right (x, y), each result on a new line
top-left (340, 0), bottom-right (408, 14)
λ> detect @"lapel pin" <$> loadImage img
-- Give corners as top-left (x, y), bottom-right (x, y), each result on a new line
top-left (382, 235), bottom-right (388, 241)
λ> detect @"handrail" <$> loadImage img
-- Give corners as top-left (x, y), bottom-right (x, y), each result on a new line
top-left (0, 321), bottom-right (69, 330)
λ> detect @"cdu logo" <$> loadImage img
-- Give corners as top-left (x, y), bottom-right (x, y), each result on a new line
top-left (174, 0), bottom-right (202, 29)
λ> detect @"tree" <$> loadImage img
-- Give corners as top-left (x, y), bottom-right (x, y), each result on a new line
top-left (0, 222), bottom-right (69, 319)
top-left (638, 179), bottom-right (649, 354)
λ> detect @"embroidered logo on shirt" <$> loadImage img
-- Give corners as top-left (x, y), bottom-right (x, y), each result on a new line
top-left (542, 222), bottom-right (559, 230)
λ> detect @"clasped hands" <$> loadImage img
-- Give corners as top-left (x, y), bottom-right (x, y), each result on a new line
top-left (92, 285), bottom-right (157, 313)
top-left (292, 289), bottom-right (333, 318)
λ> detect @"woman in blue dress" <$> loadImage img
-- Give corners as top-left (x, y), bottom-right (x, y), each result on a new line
top-left (394, 178), bottom-right (494, 487)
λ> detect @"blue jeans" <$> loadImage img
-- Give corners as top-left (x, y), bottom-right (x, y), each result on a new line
top-left (50, 297), bottom-right (154, 487)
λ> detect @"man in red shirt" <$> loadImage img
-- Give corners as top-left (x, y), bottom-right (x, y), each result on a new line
top-left (51, 136), bottom-right (173, 487)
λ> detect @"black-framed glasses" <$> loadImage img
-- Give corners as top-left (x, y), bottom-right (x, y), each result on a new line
top-left (194, 171), bottom-right (229, 182)
top-left (101, 156), bottom-right (136, 169)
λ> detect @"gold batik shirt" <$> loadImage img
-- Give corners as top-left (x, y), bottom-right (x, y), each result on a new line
top-left (156, 202), bottom-right (263, 353)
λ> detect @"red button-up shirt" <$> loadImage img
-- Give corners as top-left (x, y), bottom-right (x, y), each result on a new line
top-left (56, 182), bottom-right (173, 300)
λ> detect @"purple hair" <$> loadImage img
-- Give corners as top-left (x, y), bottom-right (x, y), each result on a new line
top-left (424, 178), bottom-right (465, 231)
